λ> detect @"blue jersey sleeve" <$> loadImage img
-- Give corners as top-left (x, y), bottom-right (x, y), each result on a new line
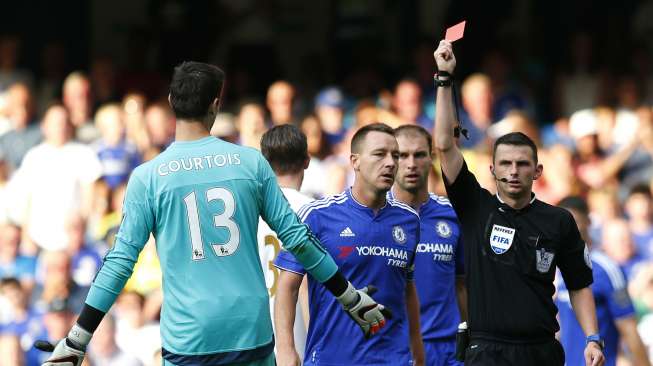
top-left (85, 173), bottom-right (154, 312)
top-left (258, 156), bottom-right (337, 283)
top-left (597, 263), bottom-right (635, 320)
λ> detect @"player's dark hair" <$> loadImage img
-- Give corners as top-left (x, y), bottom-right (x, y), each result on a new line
top-left (351, 123), bottom-right (395, 154)
top-left (261, 125), bottom-right (309, 175)
top-left (493, 132), bottom-right (538, 164)
top-left (558, 196), bottom-right (589, 217)
top-left (394, 124), bottom-right (432, 153)
top-left (169, 61), bottom-right (225, 120)
top-left (628, 183), bottom-right (652, 200)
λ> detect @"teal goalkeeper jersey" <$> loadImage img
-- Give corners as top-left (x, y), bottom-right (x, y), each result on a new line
top-left (86, 136), bottom-right (337, 358)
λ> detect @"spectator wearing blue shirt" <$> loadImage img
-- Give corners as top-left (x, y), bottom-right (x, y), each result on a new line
top-left (64, 214), bottom-right (104, 287)
top-left (624, 184), bottom-right (653, 260)
top-left (275, 123), bottom-right (423, 366)
top-left (391, 124), bottom-right (466, 366)
top-left (557, 196), bottom-right (650, 366)
top-left (92, 104), bottom-right (141, 190)
top-left (0, 223), bottom-right (36, 293)
top-left (315, 87), bottom-right (348, 147)
top-left (393, 79), bottom-right (432, 130)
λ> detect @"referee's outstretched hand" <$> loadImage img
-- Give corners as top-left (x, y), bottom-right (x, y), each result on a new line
top-left (584, 342), bottom-right (605, 366)
top-left (434, 40), bottom-right (456, 74)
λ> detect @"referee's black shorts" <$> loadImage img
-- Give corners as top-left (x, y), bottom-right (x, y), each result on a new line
top-left (464, 337), bottom-right (565, 366)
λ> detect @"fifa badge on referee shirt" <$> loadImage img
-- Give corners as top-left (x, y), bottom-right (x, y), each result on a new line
top-left (392, 226), bottom-right (407, 244)
top-left (535, 248), bottom-right (555, 273)
top-left (489, 224), bottom-right (515, 254)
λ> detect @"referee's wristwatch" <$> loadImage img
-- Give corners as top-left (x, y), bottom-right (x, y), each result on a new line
top-left (586, 334), bottom-right (605, 350)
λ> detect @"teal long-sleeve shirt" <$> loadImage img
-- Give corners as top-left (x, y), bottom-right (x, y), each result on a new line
top-left (86, 136), bottom-right (337, 355)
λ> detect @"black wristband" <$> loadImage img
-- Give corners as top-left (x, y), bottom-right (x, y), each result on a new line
top-left (434, 72), bottom-right (453, 87)
top-left (323, 270), bottom-right (349, 297)
top-left (77, 303), bottom-right (106, 333)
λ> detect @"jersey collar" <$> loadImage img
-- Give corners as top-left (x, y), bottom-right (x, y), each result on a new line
top-left (496, 192), bottom-right (537, 212)
top-left (346, 188), bottom-right (388, 216)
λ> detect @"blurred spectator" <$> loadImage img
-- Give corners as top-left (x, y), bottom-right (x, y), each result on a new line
top-left (0, 35), bottom-right (33, 92)
top-left (122, 92), bottom-right (151, 153)
top-left (0, 83), bottom-right (42, 172)
top-left (555, 32), bottom-right (600, 118)
top-left (114, 291), bottom-right (161, 365)
top-left (0, 155), bottom-right (11, 223)
top-left (144, 101), bottom-right (175, 151)
top-left (588, 188), bottom-right (622, 244)
top-left (570, 109), bottom-right (639, 190)
top-left (625, 184), bottom-right (653, 260)
top-left (0, 278), bottom-right (39, 361)
top-left (25, 297), bottom-right (76, 366)
top-left (210, 112), bottom-right (238, 143)
top-left (91, 57), bottom-right (120, 109)
top-left (65, 214), bottom-right (104, 287)
top-left (63, 72), bottom-right (100, 143)
top-left (93, 103), bottom-right (141, 189)
top-left (481, 50), bottom-right (532, 121)
top-left (0, 224), bottom-right (36, 293)
top-left (88, 315), bottom-right (142, 366)
top-left (35, 41), bottom-right (66, 116)
top-left (299, 115), bottom-right (329, 198)
top-left (392, 79), bottom-right (431, 129)
top-left (601, 218), bottom-right (645, 279)
top-left (32, 250), bottom-right (89, 315)
top-left (266, 80), bottom-right (297, 126)
top-left (315, 86), bottom-right (348, 146)
top-left (11, 105), bottom-right (102, 251)
top-left (236, 102), bottom-right (267, 150)
top-left (460, 73), bottom-right (494, 149)
top-left (486, 110), bottom-right (540, 146)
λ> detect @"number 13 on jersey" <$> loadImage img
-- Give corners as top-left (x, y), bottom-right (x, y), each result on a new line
top-left (183, 187), bottom-right (241, 260)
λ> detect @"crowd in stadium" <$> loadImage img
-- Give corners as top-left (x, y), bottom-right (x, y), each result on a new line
top-left (2, 26), bottom-right (653, 365)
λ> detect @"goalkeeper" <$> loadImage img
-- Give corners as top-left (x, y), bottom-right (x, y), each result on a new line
top-left (37, 61), bottom-right (390, 366)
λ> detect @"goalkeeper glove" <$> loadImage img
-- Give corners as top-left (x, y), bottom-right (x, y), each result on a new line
top-left (36, 323), bottom-right (92, 366)
top-left (337, 282), bottom-right (393, 338)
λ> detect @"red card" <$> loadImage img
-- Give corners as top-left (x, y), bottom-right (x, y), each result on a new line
top-left (445, 21), bottom-right (466, 42)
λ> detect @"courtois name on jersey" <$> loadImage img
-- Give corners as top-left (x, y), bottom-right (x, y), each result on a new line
top-left (275, 189), bottom-right (420, 366)
top-left (86, 137), bottom-right (337, 364)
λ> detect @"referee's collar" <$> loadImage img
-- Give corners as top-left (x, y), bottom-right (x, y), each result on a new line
top-left (496, 192), bottom-right (536, 212)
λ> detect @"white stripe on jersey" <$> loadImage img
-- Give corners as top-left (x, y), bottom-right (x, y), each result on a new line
top-left (298, 193), bottom-right (348, 221)
top-left (429, 193), bottom-right (452, 207)
top-left (387, 198), bottom-right (419, 217)
top-left (592, 251), bottom-right (626, 290)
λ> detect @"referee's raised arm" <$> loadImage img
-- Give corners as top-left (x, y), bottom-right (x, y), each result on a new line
top-left (433, 40), bottom-right (464, 183)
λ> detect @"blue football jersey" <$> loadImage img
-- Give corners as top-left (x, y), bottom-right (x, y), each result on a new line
top-left (389, 191), bottom-right (464, 341)
top-left (557, 251), bottom-right (635, 366)
top-left (85, 136), bottom-right (338, 363)
top-left (274, 189), bottom-right (420, 366)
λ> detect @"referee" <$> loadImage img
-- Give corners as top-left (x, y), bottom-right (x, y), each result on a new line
top-left (432, 40), bottom-right (605, 366)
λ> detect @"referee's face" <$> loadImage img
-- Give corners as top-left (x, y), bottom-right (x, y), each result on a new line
top-left (352, 131), bottom-right (399, 193)
top-left (396, 133), bottom-right (431, 193)
top-left (492, 144), bottom-right (542, 198)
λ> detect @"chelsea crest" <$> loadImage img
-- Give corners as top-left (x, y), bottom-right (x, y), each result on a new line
top-left (436, 221), bottom-right (452, 238)
top-left (392, 226), bottom-right (406, 244)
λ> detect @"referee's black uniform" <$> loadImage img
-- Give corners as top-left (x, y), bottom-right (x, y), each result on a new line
top-left (445, 162), bottom-right (593, 366)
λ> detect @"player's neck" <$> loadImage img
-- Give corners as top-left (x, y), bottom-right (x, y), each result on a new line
top-left (276, 172), bottom-right (303, 191)
top-left (392, 186), bottom-right (428, 211)
top-left (175, 120), bottom-right (211, 141)
top-left (352, 184), bottom-right (386, 212)
top-left (497, 190), bottom-right (532, 210)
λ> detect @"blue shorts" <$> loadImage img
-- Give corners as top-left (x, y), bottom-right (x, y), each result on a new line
top-left (422, 338), bottom-right (463, 366)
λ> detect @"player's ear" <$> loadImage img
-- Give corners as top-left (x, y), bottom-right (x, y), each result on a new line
top-left (533, 163), bottom-right (543, 180)
top-left (350, 153), bottom-right (360, 170)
